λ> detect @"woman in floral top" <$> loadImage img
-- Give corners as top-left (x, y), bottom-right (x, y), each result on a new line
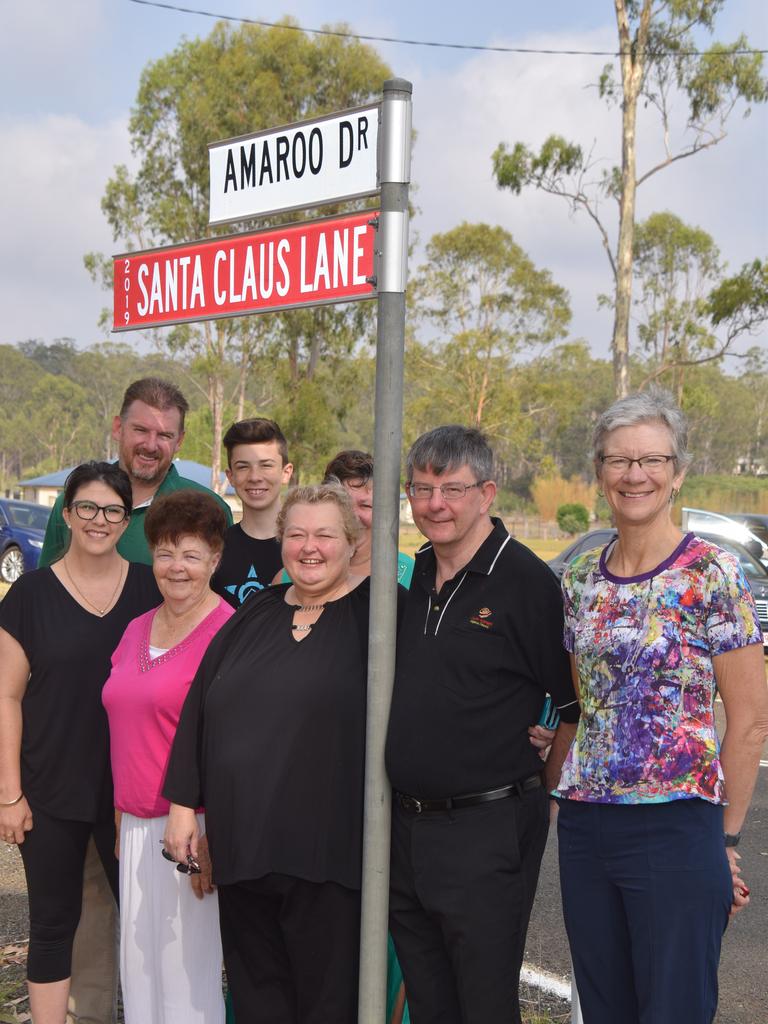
top-left (554, 389), bottom-right (768, 1024)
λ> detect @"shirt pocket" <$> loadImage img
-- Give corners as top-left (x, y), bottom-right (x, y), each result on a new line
top-left (439, 627), bottom-right (507, 699)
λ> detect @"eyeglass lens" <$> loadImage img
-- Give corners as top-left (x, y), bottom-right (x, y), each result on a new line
top-left (72, 501), bottom-right (127, 523)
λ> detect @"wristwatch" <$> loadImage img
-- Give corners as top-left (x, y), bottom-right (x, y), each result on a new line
top-left (724, 832), bottom-right (741, 847)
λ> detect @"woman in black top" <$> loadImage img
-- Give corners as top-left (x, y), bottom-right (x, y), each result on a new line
top-left (164, 483), bottom-right (390, 1024)
top-left (0, 462), bottom-right (159, 1024)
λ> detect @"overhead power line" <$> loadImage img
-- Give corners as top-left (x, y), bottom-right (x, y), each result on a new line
top-left (128, 0), bottom-right (767, 57)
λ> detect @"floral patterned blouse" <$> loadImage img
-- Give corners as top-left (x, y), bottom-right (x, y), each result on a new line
top-left (555, 533), bottom-right (762, 805)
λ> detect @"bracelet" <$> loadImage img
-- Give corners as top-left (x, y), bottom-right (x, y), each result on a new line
top-left (724, 831), bottom-right (741, 848)
top-left (0, 793), bottom-right (24, 807)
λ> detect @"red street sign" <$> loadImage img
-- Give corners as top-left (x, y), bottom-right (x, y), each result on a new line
top-left (113, 212), bottom-right (377, 331)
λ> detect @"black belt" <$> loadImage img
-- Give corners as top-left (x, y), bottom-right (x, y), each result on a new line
top-left (394, 774), bottom-right (542, 814)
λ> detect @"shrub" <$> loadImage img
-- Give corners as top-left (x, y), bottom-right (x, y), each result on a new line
top-left (557, 503), bottom-right (589, 535)
top-left (531, 473), bottom-right (597, 520)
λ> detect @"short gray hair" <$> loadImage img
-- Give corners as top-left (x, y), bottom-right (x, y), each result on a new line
top-left (592, 388), bottom-right (692, 469)
top-left (276, 483), bottom-right (362, 546)
top-left (406, 425), bottom-right (494, 483)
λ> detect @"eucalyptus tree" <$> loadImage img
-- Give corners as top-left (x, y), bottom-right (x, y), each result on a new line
top-left (90, 19), bottom-right (390, 486)
top-left (493, 0), bottom-right (766, 398)
top-left (406, 222), bottom-right (571, 458)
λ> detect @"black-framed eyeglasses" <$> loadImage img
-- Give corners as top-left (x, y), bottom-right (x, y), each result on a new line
top-left (407, 481), bottom-right (487, 501)
top-left (160, 846), bottom-right (201, 874)
top-left (599, 455), bottom-right (675, 472)
top-left (70, 500), bottom-right (128, 523)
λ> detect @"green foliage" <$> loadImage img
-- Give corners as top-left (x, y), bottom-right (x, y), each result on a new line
top-left (557, 503), bottom-right (590, 535)
top-left (708, 259), bottom-right (768, 335)
top-left (632, 211), bottom-right (724, 386)
top-left (407, 222), bottom-right (570, 447)
top-left (492, 137), bottom-right (585, 196)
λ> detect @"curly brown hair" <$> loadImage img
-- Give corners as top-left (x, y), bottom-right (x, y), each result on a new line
top-left (144, 490), bottom-right (228, 553)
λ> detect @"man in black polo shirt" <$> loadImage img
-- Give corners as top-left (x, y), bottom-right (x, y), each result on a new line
top-left (386, 425), bottom-right (579, 1024)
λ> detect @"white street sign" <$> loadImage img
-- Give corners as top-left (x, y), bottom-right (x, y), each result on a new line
top-left (208, 104), bottom-right (380, 226)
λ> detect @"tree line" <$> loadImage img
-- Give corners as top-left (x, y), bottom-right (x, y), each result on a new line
top-left (1, 332), bottom-right (765, 514)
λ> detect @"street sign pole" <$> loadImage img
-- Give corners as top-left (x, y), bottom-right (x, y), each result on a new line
top-left (358, 78), bottom-right (412, 1024)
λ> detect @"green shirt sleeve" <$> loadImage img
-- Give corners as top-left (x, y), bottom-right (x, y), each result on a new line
top-left (39, 493), bottom-right (69, 567)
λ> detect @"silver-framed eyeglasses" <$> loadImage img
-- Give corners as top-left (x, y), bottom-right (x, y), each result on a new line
top-left (407, 481), bottom-right (487, 501)
top-left (599, 455), bottom-right (675, 472)
top-left (70, 500), bottom-right (128, 523)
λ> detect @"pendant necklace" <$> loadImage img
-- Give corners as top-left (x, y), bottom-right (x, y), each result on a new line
top-left (291, 604), bottom-right (325, 632)
top-left (63, 559), bottom-right (125, 616)
top-left (289, 579), bottom-right (350, 633)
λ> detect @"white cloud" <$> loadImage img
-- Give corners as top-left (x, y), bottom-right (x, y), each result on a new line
top-left (0, 0), bottom-right (106, 76)
top-left (0, 113), bottom-right (131, 344)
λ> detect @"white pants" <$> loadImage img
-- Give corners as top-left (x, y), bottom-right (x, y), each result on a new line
top-left (119, 813), bottom-right (225, 1024)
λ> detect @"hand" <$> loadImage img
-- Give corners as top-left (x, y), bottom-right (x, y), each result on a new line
top-left (528, 725), bottom-right (556, 760)
top-left (164, 804), bottom-right (200, 865)
top-left (726, 847), bottom-right (750, 917)
top-left (0, 797), bottom-right (33, 845)
top-left (189, 833), bottom-right (215, 900)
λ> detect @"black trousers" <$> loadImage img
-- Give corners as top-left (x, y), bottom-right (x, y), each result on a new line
top-left (389, 785), bottom-right (549, 1024)
top-left (18, 806), bottom-right (118, 983)
top-left (217, 873), bottom-right (361, 1024)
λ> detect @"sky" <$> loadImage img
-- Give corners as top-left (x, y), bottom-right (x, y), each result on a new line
top-left (1, 0), bottom-right (766, 361)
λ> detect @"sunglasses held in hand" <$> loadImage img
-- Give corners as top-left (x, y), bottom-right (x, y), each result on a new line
top-left (160, 842), bottom-right (201, 874)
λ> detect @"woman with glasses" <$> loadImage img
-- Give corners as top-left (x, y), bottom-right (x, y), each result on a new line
top-left (0, 462), bottom-right (159, 1024)
top-left (554, 390), bottom-right (768, 1024)
top-left (102, 489), bottom-right (233, 1024)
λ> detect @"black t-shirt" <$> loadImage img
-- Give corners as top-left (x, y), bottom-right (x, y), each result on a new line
top-left (165, 579), bottom-right (406, 889)
top-left (211, 523), bottom-right (283, 609)
top-left (0, 563), bottom-right (161, 821)
top-left (386, 518), bottom-right (579, 799)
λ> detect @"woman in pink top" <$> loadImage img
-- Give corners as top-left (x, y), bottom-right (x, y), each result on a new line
top-left (103, 491), bottom-right (234, 1024)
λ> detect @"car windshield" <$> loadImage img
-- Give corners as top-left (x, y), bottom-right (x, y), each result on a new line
top-left (702, 535), bottom-right (767, 580)
top-left (5, 503), bottom-right (51, 532)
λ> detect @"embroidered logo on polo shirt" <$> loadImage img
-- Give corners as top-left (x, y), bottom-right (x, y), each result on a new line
top-left (469, 607), bottom-right (493, 629)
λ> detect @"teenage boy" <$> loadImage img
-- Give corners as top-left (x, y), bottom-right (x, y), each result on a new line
top-left (212, 418), bottom-right (293, 608)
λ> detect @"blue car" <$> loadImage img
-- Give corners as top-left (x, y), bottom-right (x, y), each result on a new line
top-left (0, 499), bottom-right (51, 584)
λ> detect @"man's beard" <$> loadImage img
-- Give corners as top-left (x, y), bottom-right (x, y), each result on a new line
top-left (127, 453), bottom-right (166, 484)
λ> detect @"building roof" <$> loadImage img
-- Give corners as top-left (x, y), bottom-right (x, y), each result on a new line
top-left (18, 460), bottom-right (235, 495)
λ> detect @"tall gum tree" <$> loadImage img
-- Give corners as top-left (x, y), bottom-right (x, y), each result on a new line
top-left (492, 0), bottom-right (766, 398)
top-left (90, 19), bottom-right (390, 487)
top-left (407, 222), bottom-right (571, 452)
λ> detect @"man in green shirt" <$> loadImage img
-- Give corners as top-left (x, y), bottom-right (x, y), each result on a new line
top-left (38, 377), bottom-right (232, 1024)
top-left (40, 378), bottom-right (232, 567)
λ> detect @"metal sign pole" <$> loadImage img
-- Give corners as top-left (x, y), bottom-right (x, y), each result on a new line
top-left (357, 77), bottom-right (412, 1024)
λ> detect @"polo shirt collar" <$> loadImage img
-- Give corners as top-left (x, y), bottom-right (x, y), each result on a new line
top-left (113, 461), bottom-right (179, 510)
top-left (414, 516), bottom-right (510, 585)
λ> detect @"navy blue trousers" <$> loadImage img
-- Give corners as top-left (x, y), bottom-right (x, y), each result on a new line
top-left (558, 798), bottom-right (732, 1024)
